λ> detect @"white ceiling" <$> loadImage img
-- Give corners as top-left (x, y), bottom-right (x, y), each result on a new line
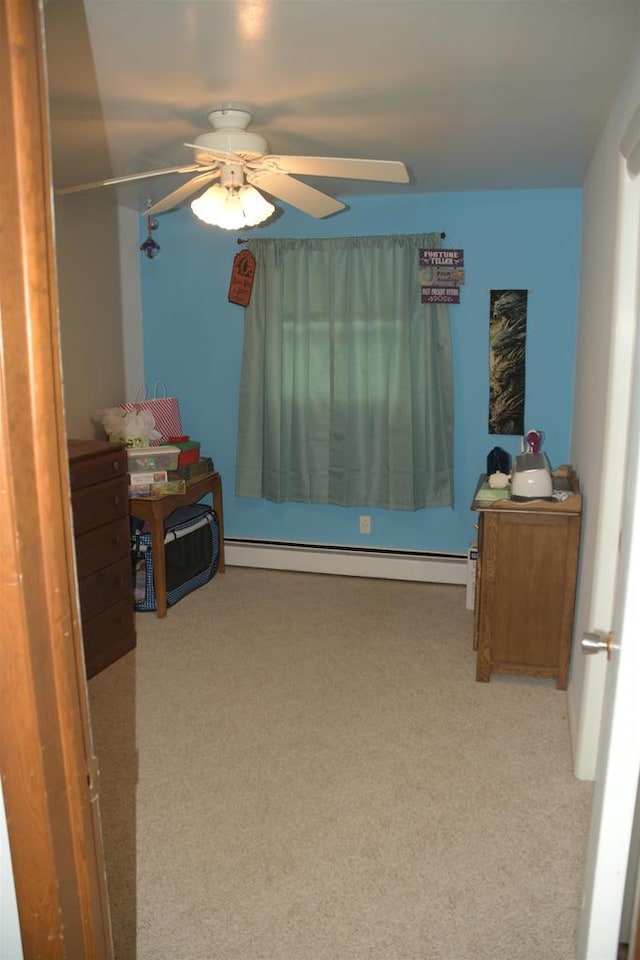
top-left (44, 0), bottom-right (640, 216)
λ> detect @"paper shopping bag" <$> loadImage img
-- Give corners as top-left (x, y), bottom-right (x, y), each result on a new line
top-left (120, 382), bottom-right (182, 446)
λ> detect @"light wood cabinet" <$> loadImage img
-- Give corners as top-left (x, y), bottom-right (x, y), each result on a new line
top-left (472, 468), bottom-right (581, 690)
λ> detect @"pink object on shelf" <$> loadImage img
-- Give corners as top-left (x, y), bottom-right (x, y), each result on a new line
top-left (526, 429), bottom-right (543, 454)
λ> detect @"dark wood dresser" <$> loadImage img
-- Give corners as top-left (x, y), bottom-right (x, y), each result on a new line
top-left (68, 439), bottom-right (136, 678)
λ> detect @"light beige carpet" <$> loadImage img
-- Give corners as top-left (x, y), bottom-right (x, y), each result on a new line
top-left (88, 567), bottom-right (593, 960)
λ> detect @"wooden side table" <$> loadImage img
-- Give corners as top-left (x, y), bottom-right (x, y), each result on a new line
top-left (471, 467), bottom-right (582, 690)
top-left (129, 471), bottom-right (225, 618)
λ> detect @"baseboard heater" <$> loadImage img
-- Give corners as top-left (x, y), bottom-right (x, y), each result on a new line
top-left (224, 538), bottom-right (467, 585)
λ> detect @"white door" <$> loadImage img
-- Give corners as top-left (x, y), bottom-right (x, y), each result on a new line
top-left (577, 138), bottom-right (640, 958)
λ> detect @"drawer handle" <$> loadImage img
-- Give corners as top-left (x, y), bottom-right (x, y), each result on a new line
top-left (113, 496), bottom-right (121, 505)
top-left (113, 461), bottom-right (121, 471)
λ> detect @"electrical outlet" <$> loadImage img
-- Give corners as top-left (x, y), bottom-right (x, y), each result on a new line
top-left (359, 515), bottom-right (371, 534)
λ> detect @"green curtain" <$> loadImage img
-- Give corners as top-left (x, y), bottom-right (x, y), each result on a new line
top-left (235, 232), bottom-right (454, 510)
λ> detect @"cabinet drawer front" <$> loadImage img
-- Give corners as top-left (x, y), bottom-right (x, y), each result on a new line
top-left (82, 596), bottom-right (136, 678)
top-left (75, 516), bottom-right (131, 578)
top-left (72, 476), bottom-right (128, 535)
top-left (70, 449), bottom-right (127, 490)
top-left (79, 556), bottom-right (132, 621)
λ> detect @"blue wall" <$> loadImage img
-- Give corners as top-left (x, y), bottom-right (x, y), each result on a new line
top-left (140, 189), bottom-right (581, 555)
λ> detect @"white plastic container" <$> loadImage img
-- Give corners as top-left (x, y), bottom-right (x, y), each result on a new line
top-left (511, 452), bottom-right (553, 500)
top-left (127, 445), bottom-right (180, 473)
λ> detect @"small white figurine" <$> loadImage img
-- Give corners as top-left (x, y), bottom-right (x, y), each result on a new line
top-left (488, 471), bottom-right (511, 489)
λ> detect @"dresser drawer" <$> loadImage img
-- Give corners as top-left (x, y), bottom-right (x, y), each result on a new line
top-left (82, 596), bottom-right (136, 679)
top-left (75, 515), bottom-right (131, 579)
top-left (78, 555), bottom-right (132, 621)
top-left (71, 476), bottom-right (128, 536)
top-left (69, 446), bottom-right (127, 491)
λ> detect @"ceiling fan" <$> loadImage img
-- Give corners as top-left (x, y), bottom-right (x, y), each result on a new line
top-left (56, 106), bottom-right (411, 225)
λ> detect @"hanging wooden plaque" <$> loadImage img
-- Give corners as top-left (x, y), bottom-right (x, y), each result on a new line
top-left (228, 250), bottom-right (256, 306)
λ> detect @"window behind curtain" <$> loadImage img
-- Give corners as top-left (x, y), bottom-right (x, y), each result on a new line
top-left (235, 233), bottom-right (454, 510)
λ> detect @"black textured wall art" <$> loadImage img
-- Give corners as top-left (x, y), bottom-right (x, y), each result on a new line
top-left (488, 289), bottom-right (527, 435)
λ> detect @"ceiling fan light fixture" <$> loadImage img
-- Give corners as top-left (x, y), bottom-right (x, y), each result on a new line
top-left (190, 182), bottom-right (274, 230)
top-left (238, 184), bottom-right (275, 225)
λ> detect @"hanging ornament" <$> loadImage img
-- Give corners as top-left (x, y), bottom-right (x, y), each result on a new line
top-left (140, 200), bottom-right (161, 259)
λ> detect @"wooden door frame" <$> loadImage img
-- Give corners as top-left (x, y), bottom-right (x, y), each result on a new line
top-left (0, 1), bottom-right (113, 955)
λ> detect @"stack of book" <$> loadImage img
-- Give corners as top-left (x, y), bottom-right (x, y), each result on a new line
top-left (129, 470), bottom-right (187, 498)
top-left (167, 456), bottom-right (215, 482)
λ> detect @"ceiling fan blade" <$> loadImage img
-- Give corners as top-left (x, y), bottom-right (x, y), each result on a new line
top-left (257, 156), bottom-right (410, 183)
top-left (247, 171), bottom-right (345, 218)
top-left (55, 163), bottom-right (207, 196)
top-left (144, 170), bottom-right (221, 216)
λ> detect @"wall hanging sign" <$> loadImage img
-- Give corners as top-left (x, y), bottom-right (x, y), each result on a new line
top-left (228, 249), bottom-right (256, 306)
top-left (421, 285), bottom-right (461, 304)
top-left (419, 249), bottom-right (465, 303)
top-left (488, 289), bottom-right (528, 435)
top-left (419, 248), bottom-right (464, 267)
top-left (434, 266), bottom-right (465, 285)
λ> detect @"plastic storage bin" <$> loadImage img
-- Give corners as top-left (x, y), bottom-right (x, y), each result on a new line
top-left (127, 445), bottom-right (180, 473)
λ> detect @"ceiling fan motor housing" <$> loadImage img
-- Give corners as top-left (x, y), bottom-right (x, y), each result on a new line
top-left (193, 107), bottom-right (269, 162)
top-left (193, 130), bottom-right (269, 162)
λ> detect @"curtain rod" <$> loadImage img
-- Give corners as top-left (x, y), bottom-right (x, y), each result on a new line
top-left (237, 232), bottom-right (447, 244)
